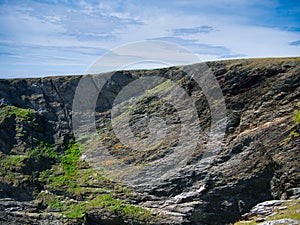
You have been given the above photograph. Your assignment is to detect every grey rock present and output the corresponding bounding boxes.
[261,218,300,225]
[1,58,300,225]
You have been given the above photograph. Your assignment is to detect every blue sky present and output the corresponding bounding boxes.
[0,0,299,78]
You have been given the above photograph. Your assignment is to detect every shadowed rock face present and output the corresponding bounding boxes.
[0,57,299,225]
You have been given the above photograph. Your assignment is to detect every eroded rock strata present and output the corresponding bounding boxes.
[0,57,299,224]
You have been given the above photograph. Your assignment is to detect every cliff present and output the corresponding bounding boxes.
[0,57,299,225]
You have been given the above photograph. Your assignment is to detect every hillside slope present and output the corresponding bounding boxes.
[0,57,299,224]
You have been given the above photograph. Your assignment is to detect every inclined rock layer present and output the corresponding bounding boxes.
[0,58,299,225]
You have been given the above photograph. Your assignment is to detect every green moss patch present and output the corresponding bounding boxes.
[294,103,300,125]
[0,105,35,122]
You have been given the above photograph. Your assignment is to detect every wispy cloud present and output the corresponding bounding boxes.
[0,0,299,78]
[172,26,215,36]
[0,52,16,56]
[289,40,300,46]
[219,54,247,59]
[150,37,230,55]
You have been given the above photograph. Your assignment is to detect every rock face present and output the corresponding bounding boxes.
[0,57,299,224]
[236,198,300,224]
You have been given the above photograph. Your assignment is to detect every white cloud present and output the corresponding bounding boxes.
[0,0,299,77]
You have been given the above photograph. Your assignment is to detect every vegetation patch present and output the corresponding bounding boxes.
[290,102,300,138]
[147,79,172,96]
[38,191,153,220]
[27,141,57,159]
[0,105,35,122]
[0,140,57,186]
[39,142,82,189]
[294,102,300,125]
[234,199,300,225]
[282,102,300,145]
[36,142,155,222]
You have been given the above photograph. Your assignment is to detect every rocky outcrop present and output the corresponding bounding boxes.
[0,57,299,224]
[235,198,300,224]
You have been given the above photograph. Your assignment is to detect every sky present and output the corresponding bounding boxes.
[0,0,299,78]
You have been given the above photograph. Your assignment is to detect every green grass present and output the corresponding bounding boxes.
[38,192,65,209]
[268,200,300,221]
[294,102,300,125]
[0,136,155,222]
[282,103,300,143]
[39,142,82,189]
[5,142,56,165]
[61,142,81,175]
[0,155,27,184]
[289,102,300,138]
[87,194,151,220]
[0,140,58,187]
[38,191,153,220]
[40,142,133,197]
[290,131,300,137]
[2,155,26,170]
[0,105,35,122]
[65,202,86,218]
[63,194,152,220]
[27,142,57,159]
[36,141,155,221]
[147,79,172,96]
[39,141,128,194]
